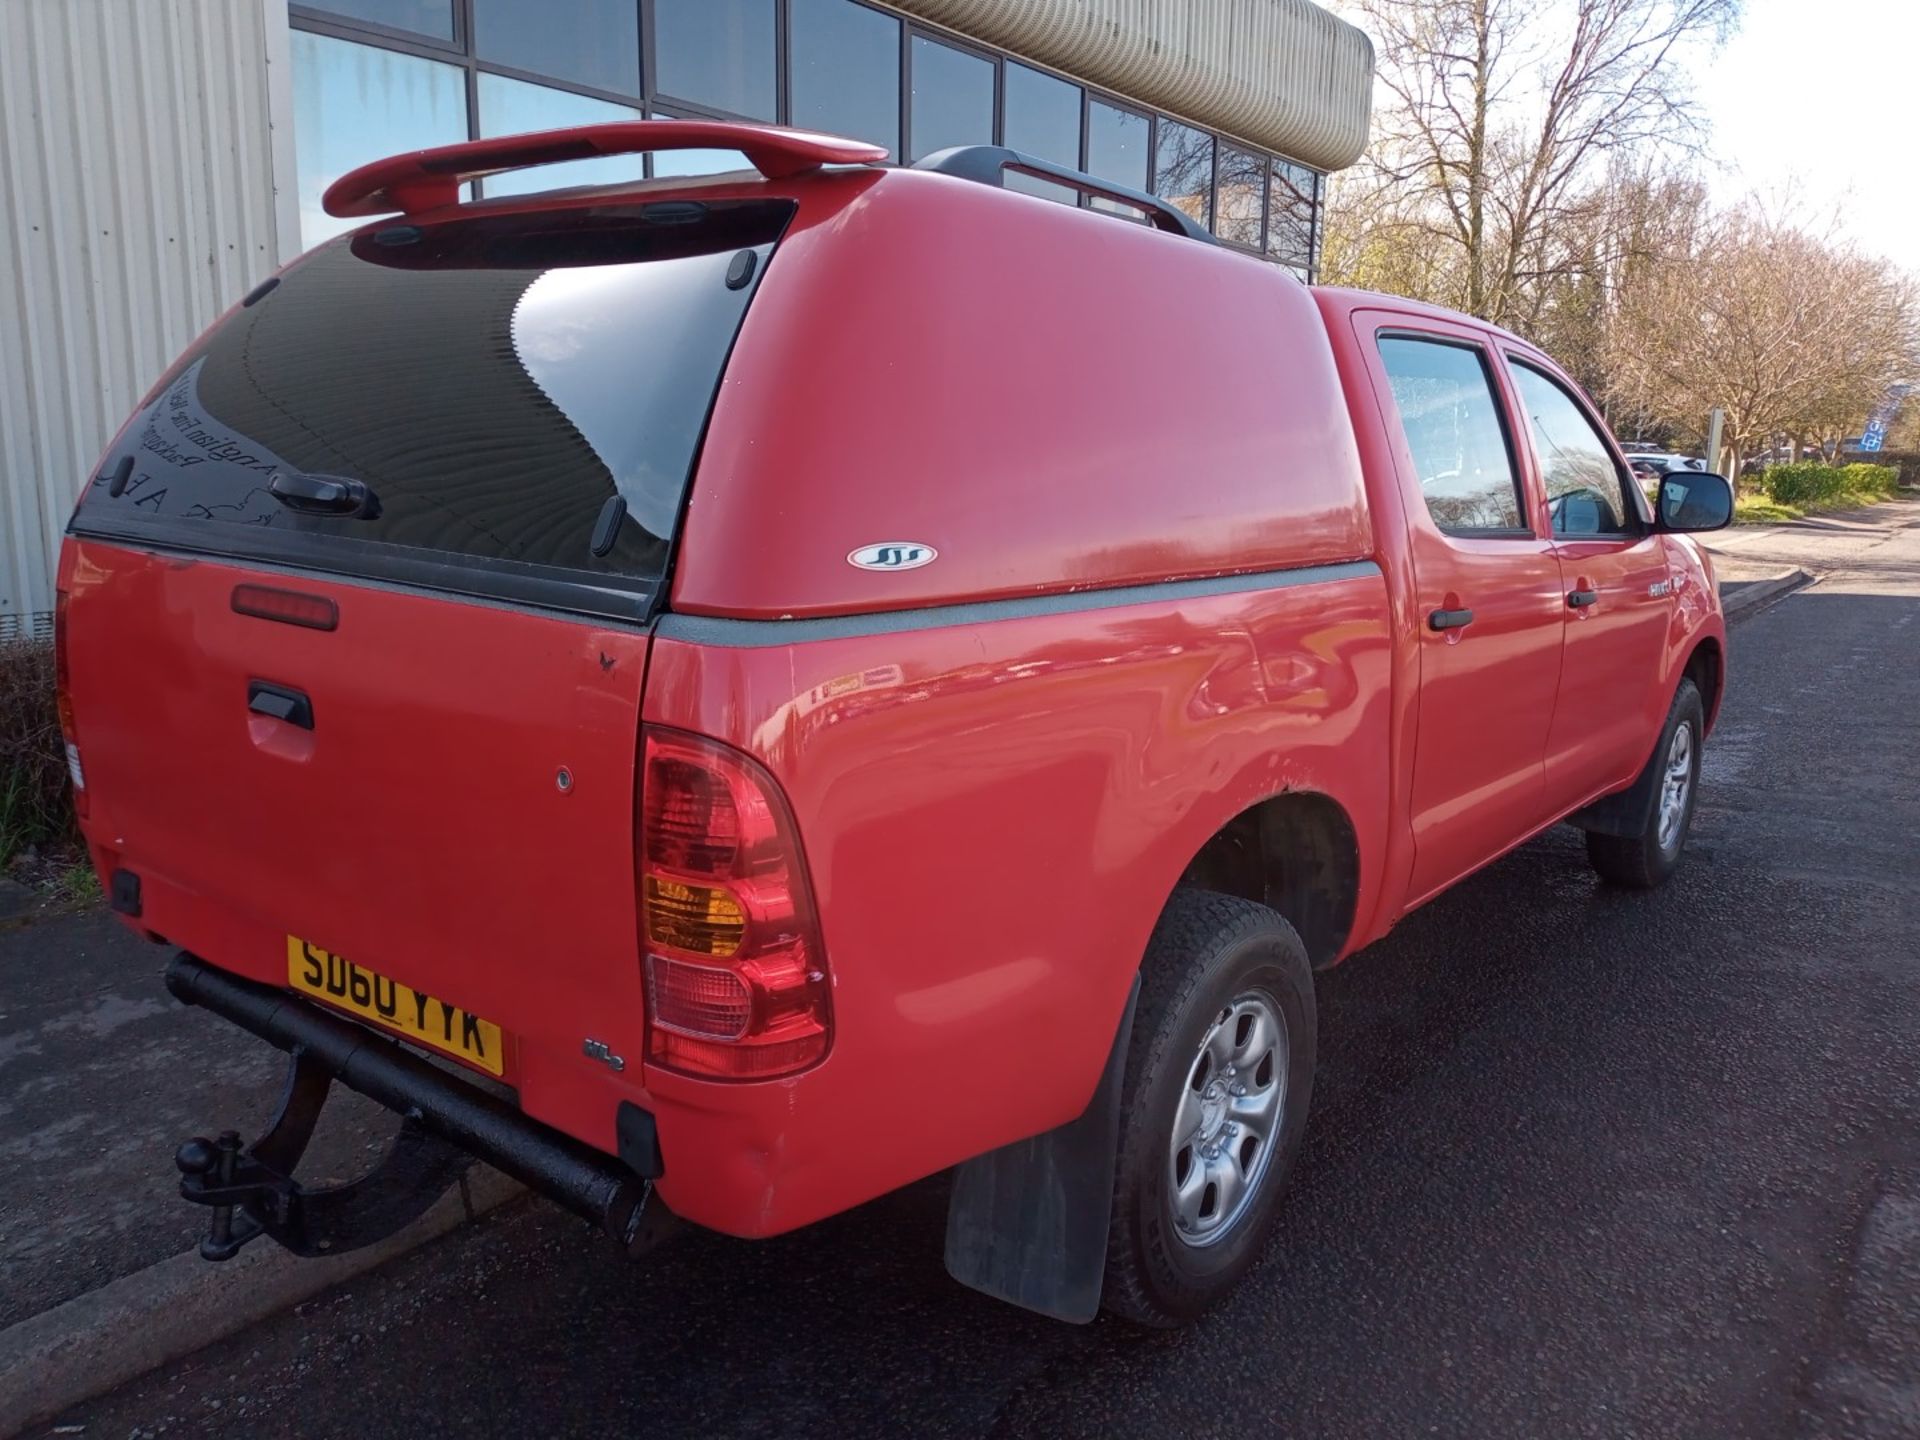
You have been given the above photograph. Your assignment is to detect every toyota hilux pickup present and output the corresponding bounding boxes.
[55,120,1733,1327]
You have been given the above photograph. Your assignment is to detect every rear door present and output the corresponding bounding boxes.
[1502,355,1674,809]
[1359,317,1567,902]
[61,199,790,1081]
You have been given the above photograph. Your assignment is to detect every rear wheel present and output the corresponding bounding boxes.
[1102,889,1315,1327]
[1586,678,1705,889]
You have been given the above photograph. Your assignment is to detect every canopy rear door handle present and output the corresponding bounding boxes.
[268,470,381,519]
[248,681,314,730]
[1567,589,1600,609]
[1428,608,1475,632]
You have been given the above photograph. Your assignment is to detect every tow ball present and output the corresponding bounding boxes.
[176,1047,476,1260]
[166,952,665,1263]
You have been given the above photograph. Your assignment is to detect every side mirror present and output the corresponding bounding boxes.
[1656,471,1733,532]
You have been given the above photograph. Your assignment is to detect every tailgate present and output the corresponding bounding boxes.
[57,194,794,1088]
[62,542,651,1081]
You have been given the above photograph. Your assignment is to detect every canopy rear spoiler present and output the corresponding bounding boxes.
[323,119,889,219]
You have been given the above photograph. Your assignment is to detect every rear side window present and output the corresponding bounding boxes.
[1507,361,1635,536]
[1377,336,1528,536]
[72,199,792,618]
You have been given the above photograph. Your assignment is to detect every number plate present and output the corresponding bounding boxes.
[286,936,505,1076]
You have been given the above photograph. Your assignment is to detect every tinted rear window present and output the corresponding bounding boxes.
[73,200,792,613]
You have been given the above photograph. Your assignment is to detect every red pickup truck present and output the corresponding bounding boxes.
[56,121,1732,1327]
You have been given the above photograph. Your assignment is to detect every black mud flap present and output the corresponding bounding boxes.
[1568,731,1663,838]
[167,952,658,1261]
[943,976,1139,1323]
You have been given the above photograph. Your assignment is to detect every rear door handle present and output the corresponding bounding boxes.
[248,681,314,730]
[1428,608,1475,632]
[1567,589,1600,609]
[268,469,381,519]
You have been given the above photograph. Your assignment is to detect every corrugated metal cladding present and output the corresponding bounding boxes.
[0,0,294,636]
[892,0,1374,170]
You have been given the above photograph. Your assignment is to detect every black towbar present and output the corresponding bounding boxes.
[165,952,653,1260]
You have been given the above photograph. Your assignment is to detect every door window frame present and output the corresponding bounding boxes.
[1375,326,1540,543]
[1500,350,1653,535]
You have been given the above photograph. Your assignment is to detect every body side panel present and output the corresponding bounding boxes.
[638,571,1393,1235]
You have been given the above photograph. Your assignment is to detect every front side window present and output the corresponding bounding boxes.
[1509,362,1634,536]
[1378,337,1528,536]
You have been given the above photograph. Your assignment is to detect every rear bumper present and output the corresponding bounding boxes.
[166,952,653,1245]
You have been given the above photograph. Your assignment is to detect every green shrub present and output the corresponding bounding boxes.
[0,638,74,864]
[1762,462,1851,506]
[1840,462,1898,498]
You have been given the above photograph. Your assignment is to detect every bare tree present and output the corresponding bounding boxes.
[1338,0,1739,327]
[1612,216,1918,473]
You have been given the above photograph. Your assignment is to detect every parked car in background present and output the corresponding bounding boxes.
[1624,450,1706,475]
[54,120,1737,1330]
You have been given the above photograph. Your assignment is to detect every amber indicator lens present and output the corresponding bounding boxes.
[230,584,338,631]
[637,727,832,1080]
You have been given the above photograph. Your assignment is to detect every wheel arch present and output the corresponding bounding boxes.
[1684,634,1724,733]
[1173,789,1363,970]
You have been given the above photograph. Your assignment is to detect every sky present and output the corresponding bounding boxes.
[1698,0,1918,276]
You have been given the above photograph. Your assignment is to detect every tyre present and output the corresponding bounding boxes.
[1586,677,1705,889]
[1102,888,1316,1327]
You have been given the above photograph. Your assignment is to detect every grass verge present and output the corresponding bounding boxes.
[1734,487,1899,526]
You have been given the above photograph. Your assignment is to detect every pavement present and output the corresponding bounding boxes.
[5,498,1919,1439]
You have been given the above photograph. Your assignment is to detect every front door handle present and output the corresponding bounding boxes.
[1567,588,1599,609]
[1428,607,1475,632]
[248,681,314,730]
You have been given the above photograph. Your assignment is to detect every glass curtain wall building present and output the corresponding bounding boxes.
[289,0,1328,274]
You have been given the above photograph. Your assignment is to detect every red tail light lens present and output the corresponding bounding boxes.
[638,728,830,1080]
[53,592,87,818]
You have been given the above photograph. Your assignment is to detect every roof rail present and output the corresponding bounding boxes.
[911,146,1216,245]
[323,120,889,219]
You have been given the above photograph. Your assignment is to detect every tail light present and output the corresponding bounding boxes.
[638,728,831,1080]
[53,592,87,819]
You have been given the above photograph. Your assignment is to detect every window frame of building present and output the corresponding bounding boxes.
[1212,141,1268,253]
[789,0,903,161]
[288,0,1330,276]
[903,27,1000,164]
